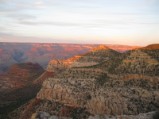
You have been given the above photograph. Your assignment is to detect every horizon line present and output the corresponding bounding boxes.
[0,41,153,47]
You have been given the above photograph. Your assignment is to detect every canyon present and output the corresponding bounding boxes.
[0,43,139,73]
[0,43,158,119]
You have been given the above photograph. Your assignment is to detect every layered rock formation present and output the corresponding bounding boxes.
[37,70,159,116]
[34,45,159,118]
[115,49,159,75]
[70,45,120,68]
[47,45,121,71]
[6,44,159,119]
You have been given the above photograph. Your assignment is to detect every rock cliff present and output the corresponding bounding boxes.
[7,44,159,119]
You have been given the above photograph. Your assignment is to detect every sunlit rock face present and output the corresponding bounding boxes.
[46,45,121,70]
[46,56,82,72]
[46,60,68,72]
[71,45,120,68]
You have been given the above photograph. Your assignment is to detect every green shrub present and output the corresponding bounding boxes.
[95,73,108,86]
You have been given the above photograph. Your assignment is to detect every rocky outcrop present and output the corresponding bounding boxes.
[141,44,159,62]
[30,111,155,119]
[47,60,68,72]
[88,111,155,119]
[35,45,159,117]
[86,92,127,115]
[142,44,159,50]
[37,77,96,107]
[72,45,120,68]
[115,50,159,75]
[37,67,159,116]
[37,78,79,107]
[46,45,122,73]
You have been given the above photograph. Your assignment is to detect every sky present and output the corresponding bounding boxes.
[0,0,159,46]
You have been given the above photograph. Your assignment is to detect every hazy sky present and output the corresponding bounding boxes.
[0,0,159,45]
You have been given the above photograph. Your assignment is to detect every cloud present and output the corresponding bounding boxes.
[0,32,13,36]
[18,20,82,26]
[16,18,159,29]
[34,0,46,8]
[6,14,37,21]
[0,0,158,46]
[0,0,45,14]
[0,26,7,31]
[0,33,66,44]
